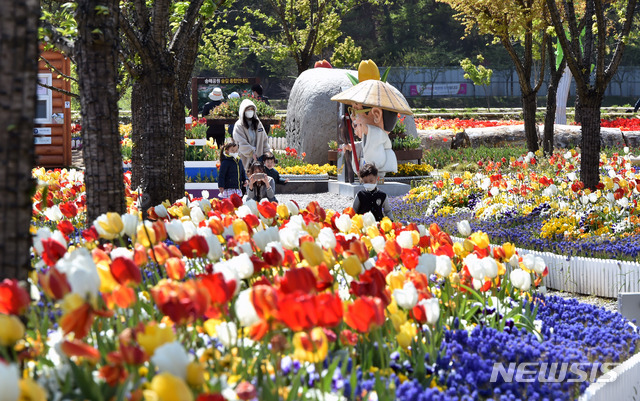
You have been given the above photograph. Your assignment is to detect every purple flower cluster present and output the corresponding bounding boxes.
[392,296,639,400]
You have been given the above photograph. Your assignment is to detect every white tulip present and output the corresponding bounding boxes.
[482,257,498,279]
[216,321,238,348]
[241,197,258,214]
[236,205,253,219]
[362,212,377,229]
[588,192,598,203]
[93,213,119,240]
[190,207,206,225]
[182,220,197,241]
[213,261,239,289]
[490,187,499,197]
[533,256,546,274]
[618,197,629,208]
[265,241,284,259]
[567,172,577,181]
[230,253,254,279]
[43,204,64,221]
[522,254,535,272]
[279,227,300,250]
[201,190,210,199]
[510,269,532,291]
[335,214,352,233]
[253,226,279,251]
[370,236,386,254]
[318,227,337,249]
[33,227,52,254]
[56,248,100,299]
[235,289,260,327]
[121,213,138,237]
[416,253,436,277]
[421,298,440,325]
[285,200,299,215]
[472,278,483,290]
[165,220,186,242]
[509,254,519,268]
[396,231,414,249]
[435,255,452,277]
[111,247,133,260]
[0,362,20,401]
[457,220,471,237]
[151,341,189,379]
[464,254,485,281]
[154,204,168,218]
[393,282,419,309]
[198,229,222,261]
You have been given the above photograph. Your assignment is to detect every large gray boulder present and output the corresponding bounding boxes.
[286,68,417,164]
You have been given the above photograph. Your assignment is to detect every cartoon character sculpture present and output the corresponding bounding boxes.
[331,60,413,180]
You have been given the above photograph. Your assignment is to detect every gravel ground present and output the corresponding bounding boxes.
[279,192,620,313]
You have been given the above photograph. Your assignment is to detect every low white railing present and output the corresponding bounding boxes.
[269,137,287,150]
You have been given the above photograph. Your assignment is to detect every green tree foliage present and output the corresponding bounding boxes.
[460,55,493,109]
[199,0,363,76]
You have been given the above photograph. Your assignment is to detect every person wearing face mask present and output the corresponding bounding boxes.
[217,141,248,199]
[352,163,393,221]
[232,98,271,174]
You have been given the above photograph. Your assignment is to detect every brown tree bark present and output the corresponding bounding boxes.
[521,91,539,152]
[578,93,604,189]
[76,0,125,224]
[0,0,39,280]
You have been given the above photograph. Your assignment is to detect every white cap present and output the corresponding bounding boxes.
[228,91,240,99]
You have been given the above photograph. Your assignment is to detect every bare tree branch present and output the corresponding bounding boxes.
[38,81,79,98]
[40,55,77,82]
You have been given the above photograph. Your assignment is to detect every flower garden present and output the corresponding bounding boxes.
[4,116,640,400]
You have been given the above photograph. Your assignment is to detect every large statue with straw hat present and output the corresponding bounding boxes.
[331,60,413,178]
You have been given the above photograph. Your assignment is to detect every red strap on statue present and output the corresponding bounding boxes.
[345,112,359,174]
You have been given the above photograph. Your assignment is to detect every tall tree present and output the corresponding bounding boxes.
[0,0,39,279]
[546,0,637,188]
[123,0,230,207]
[438,0,548,152]
[200,0,361,76]
[42,0,125,224]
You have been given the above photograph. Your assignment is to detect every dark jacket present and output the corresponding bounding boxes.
[265,166,287,185]
[218,156,246,190]
[353,188,393,221]
[202,100,225,138]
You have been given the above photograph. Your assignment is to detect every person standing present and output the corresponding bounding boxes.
[232,99,271,173]
[201,87,226,148]
[251,83,271,135]
[217,141,247,199]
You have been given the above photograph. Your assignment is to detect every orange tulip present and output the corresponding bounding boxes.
[165,257,186,280]
[344,296,385,333]
[38,267,71,300]
[251,284,279,321]
[111,257,142,286]
[61,339,100,363]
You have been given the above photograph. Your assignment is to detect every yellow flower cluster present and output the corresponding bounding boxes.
[539,216,579,239]
[277,164,337,175]
[119,123,132,139]
[388,163,434,177]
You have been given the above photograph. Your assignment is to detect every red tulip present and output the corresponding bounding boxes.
[179,235,209,258]
[41,237,67,267]
[199,272,236,305]
[257,202,277,219]
[111,257,142,285]
[315,292,343,328]
[57,220,75,237]
[0,279,30,315]
[277,292,318,331]
[61,339,100,363]
[280,267,316,295]
[38,267,71,300]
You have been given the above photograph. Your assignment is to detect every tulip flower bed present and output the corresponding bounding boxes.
[396,148,640,261]
[414,117,640,132]
[0,167,631,400]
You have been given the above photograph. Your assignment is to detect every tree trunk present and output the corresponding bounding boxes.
[131,68,185,207]
[0,0,39,280]
[578,92,604,189]
[521,91,539,153]
[76,0,124,224]
[544,62,566,155]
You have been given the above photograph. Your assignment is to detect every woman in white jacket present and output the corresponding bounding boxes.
[232,99,271,173]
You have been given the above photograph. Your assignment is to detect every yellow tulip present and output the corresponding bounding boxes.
[397,322,417,349]
[203,318,221,337]
[300,241,325,267]
[96,262,118,293]
[305,221,322,238]
[19,377,47,401]
[146,372,193,401]
[277,203,289,219]
[462,239,475,252]
[386,271,406,291]
[61,293,85,314]
[0,314,25,346]
[452,242,466,257]
[137,222,156,248]
[469,231,490,249]
[380,217,393,233]
[358,59,381,81]
[186,362,205,387]
[292,328,328,363]
[351,215,364,230]
[232,219,248,235]
[410,231,420,246]
[502,242,515,260]
[342,255,363,277]
[137,323,176,356]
